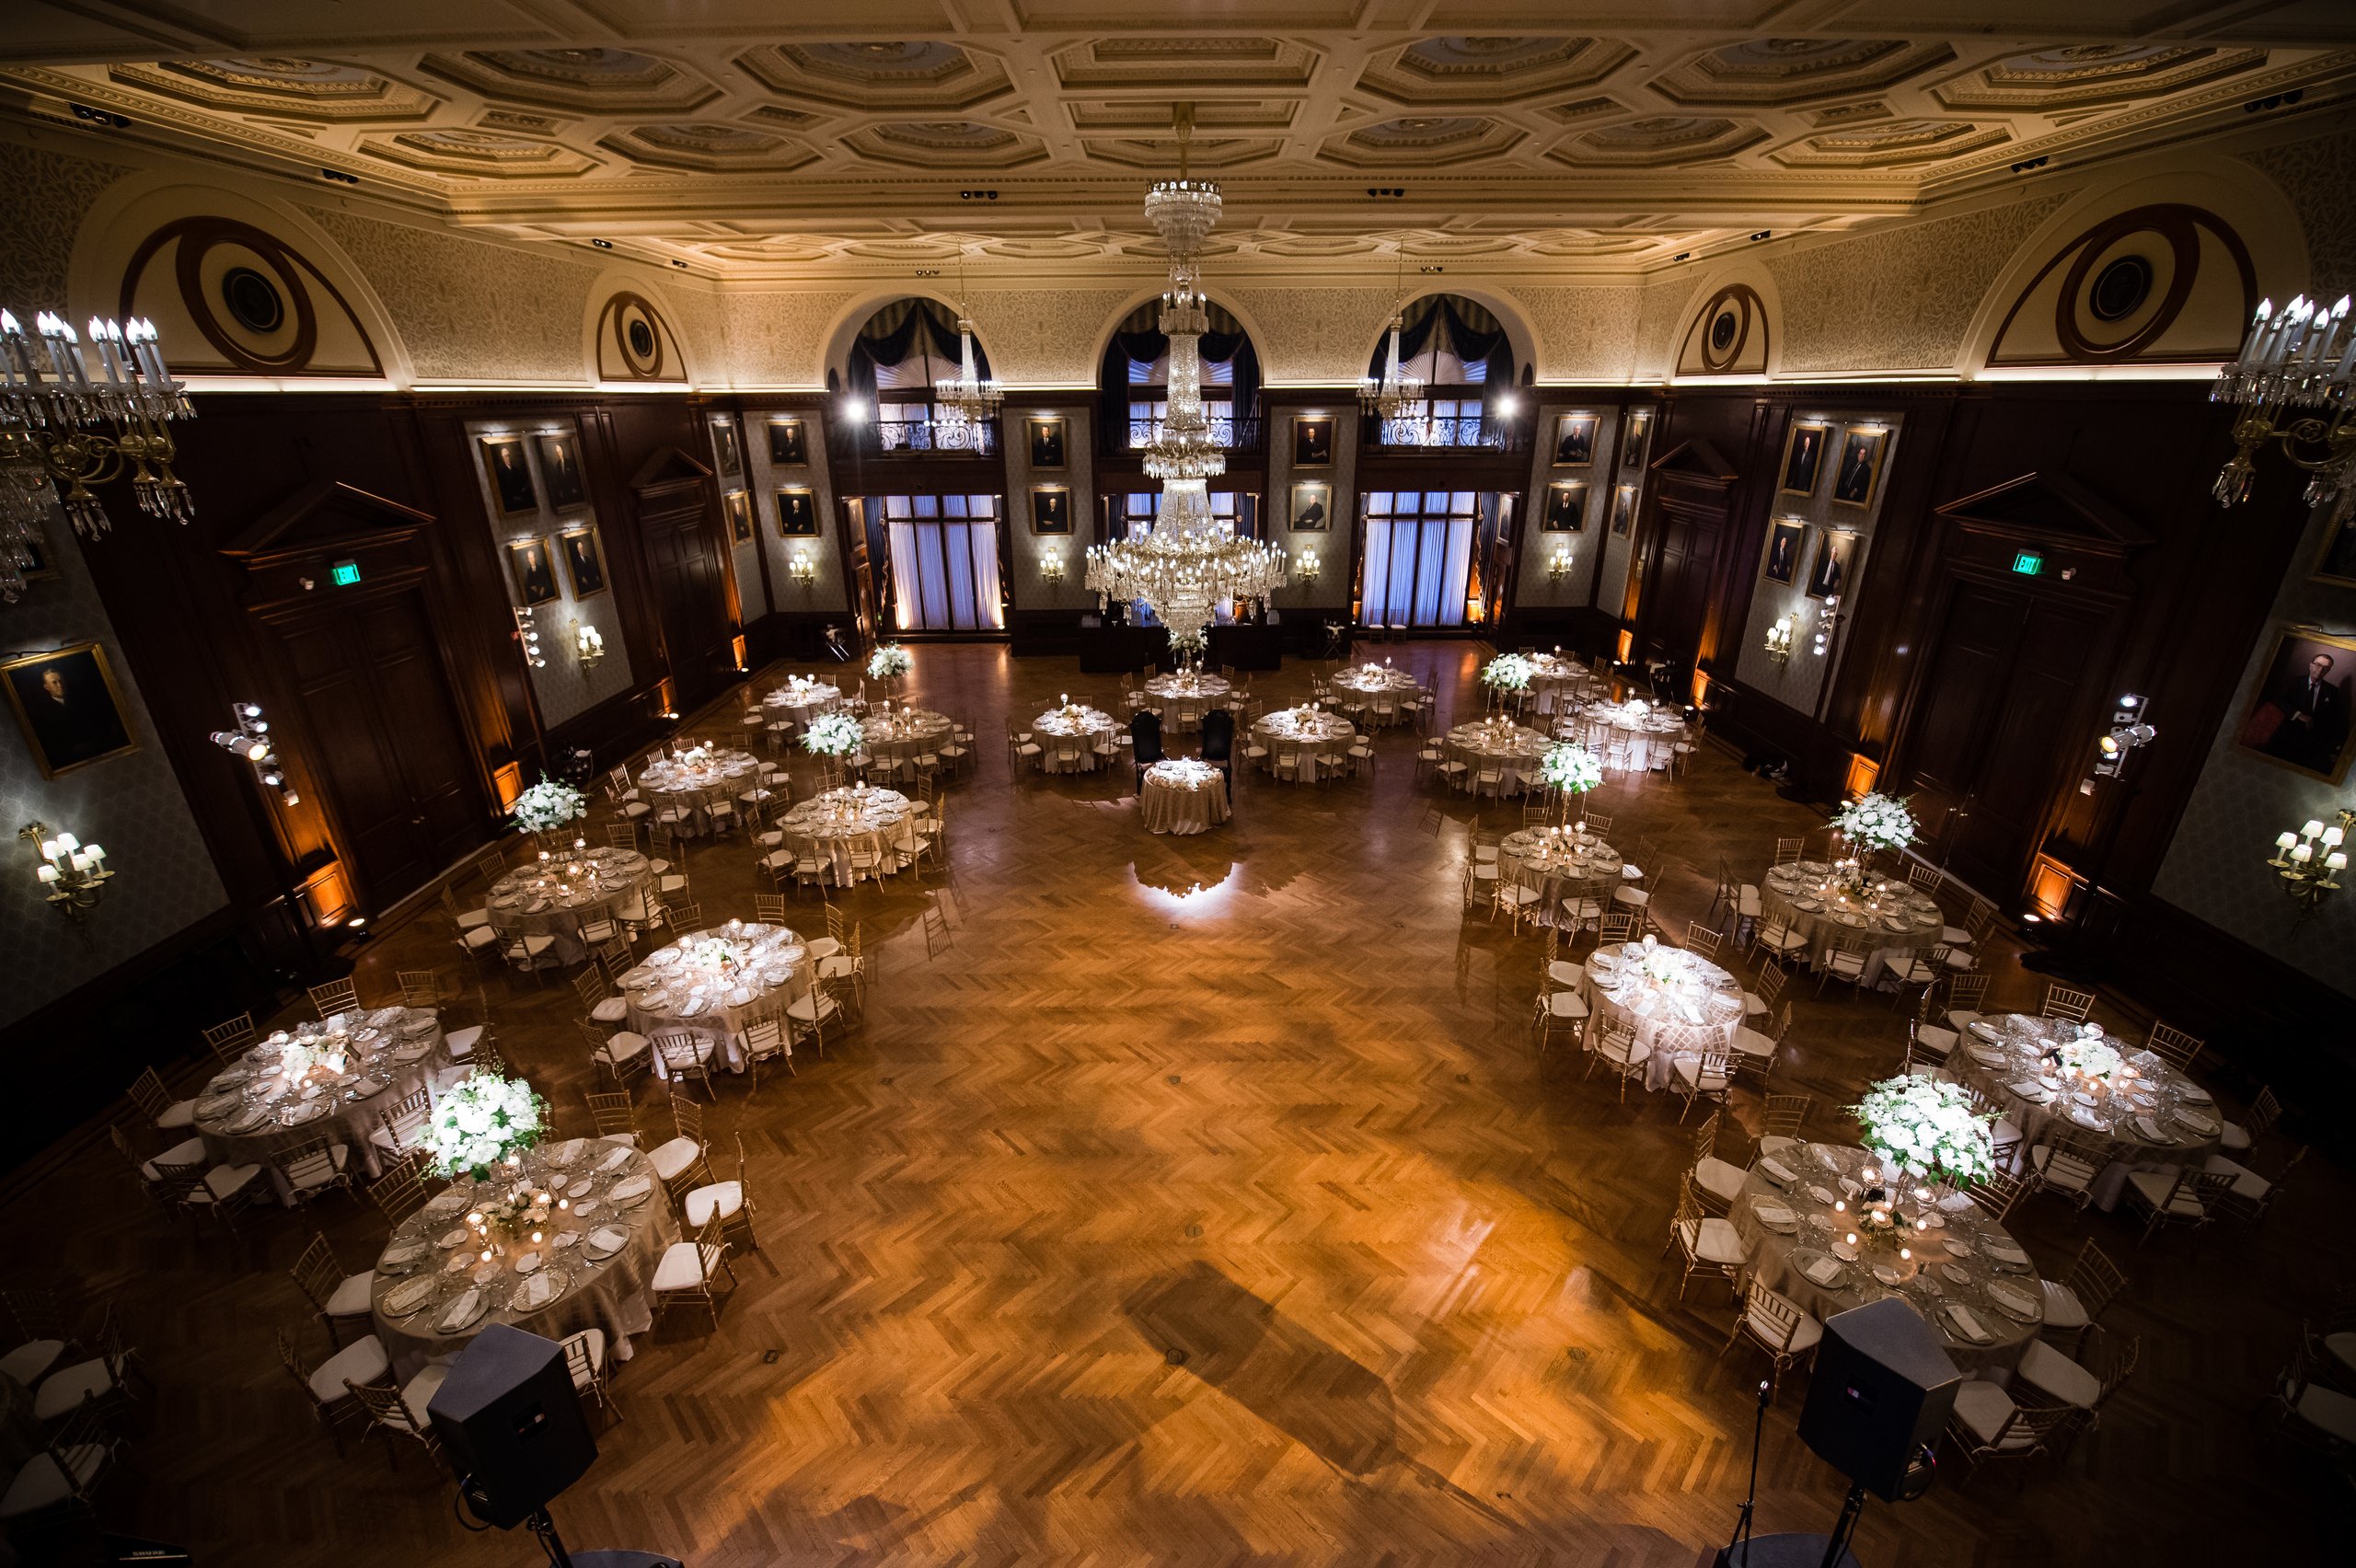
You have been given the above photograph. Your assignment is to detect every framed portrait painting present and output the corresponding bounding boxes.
[506,535,560,606]
[1291,415,1335,467]
[1610,484,1635,537]
[766,419,808,467]
[710,418,743,478]
[1621,409,1651,471]
[1552,412,1598,467]
[1027,417,1067,470]
[775,489,818,536]
[723,490,754,544]
[2313,512,2356,588]
[535,431,587,511]
[1289,481,1332,531]
[480,436,537,517]
[1805,527,1856,601]
[2235,628,2356,783]
[1542,480,1588,533]
[1831,425,1890,509]
[1762,519,1806,585]
[1031,487,1072,535]
[559,525,607,600]
[1778,420,1830,499]
[2,641,136,778]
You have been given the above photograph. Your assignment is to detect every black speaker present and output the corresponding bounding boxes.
[426,1323,597,1528]
[1797,1297,1959,1502]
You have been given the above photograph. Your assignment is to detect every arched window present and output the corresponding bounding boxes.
[1097,297,1261,454]
[845,297,996,454]
[1365,293,1518,448]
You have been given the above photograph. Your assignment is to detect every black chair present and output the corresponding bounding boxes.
[1130,710,1164,788]
[1199,709,1235,790]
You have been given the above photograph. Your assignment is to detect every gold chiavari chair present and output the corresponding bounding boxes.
[275,1136,355,1207]
[754,893,791,925]
[1756,1093,1812,1159]
[1674,1043,1735,1123]
[1584,1019,1650,1101]
[2041,983,2096,1023]
[1684,921,1724,961]
[1664,1184,1748,1302]
[1721,1277,1823,1399]
[560,1328,619,1423]
[125,1066,194,1133]
[743,1017,793,1098]
[578,1018,651,1091]
[277,1328,384,1457]
[202,1012,257,1066]
[342,1375,445,1472]
[583,1090,639,1145]
[395,970,441,1010]
[367,1154,429,1225]
[652,1216,736,1331]
[1942,1388,2075,1480]
[307,977,360,1019]
[2037,1239,2126,1354]
[2147,1020,2205,1072]
[683,1131,761,1253]
[291,1232,375,1349]
[651,1029,716,1101]
[1686,1111,1747,1216]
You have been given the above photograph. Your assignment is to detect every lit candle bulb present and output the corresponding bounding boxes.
[1899,1247,1911,1262]
[1845,1232,1858,1247]
[479,1248,492,1262]
[530,1230,543,1243]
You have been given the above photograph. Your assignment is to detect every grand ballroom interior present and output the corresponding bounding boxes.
[3,4,2356,1565]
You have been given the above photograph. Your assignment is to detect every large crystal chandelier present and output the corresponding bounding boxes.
[2212,292,2356,513]
[1086,107,1283,654]
[1357,250,1426,421]
[931,255,1002,429]
[0,309,193,601]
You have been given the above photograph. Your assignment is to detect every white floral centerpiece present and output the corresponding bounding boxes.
[1832,790,1917,855]
[803,711,865,757]
[511,776,585,834]
[2050,1022,2128,1084]
[1631,932,1683,986]
[1481,652,1533,693]
[1541,741,1603,797]
[867,642,912,681]
[1852,1076,1994,1187]
[426,1073,549,1181]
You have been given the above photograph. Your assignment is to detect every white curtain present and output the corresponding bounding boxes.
[884,500,1002,632]
[1358,490,1478,628]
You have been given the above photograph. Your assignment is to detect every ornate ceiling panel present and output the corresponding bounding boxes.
[2,7,2352,281]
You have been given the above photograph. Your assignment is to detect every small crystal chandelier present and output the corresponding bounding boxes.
[1358,250,1426,421]
[932,255,1002,428]
[2212,293,2356,513]
[0,310,194,601]
[1086,106,1284,656]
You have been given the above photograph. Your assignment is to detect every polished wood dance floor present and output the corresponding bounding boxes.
[6,641,2341,1565]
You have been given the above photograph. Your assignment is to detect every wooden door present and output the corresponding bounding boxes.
[1640,493,1726,664]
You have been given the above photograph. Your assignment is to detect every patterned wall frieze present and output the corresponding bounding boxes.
[0,137,130,308]
[2241,124,2356,306]
[1504,285,1642,383]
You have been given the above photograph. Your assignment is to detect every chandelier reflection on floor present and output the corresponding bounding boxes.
[1086,107,1283,656]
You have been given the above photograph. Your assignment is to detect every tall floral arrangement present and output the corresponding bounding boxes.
[1541,741,1602,796]
[426,1073,548,1179]
[1481,652,1533,693]
[803,711,865,757]
[511,776,585,834]
[1851,1076,1994,1185]
[1831,790,1917,855]
[867,643,912,681]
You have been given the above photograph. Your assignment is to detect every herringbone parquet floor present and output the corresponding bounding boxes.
[6,641,2344,1567]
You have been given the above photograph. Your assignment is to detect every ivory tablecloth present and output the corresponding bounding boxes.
[639,750,760,837]
[1729,1143,2042,1378]
[1525,653,1595,715]
[1496,828,1623,926]
[859,709,954,778]
[1946,1013,2223,1211]
[780,785,912,882]
[1034,708,1122,772]
[1760,861,1946,985]
[1141,761,1230,836]
[623,922,809,1077]
[1145,674,1230,733]
[1253,710,1356,783]
[486,847,651,964]
[1329,666,1420,726]
[764,679,841,726]
[369,1137,679,1381]
[1445,721,1552,794]
[1587,942,1745,1090]
[193,1009,447,1201]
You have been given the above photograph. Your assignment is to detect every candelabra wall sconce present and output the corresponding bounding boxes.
[2090,694,2156,780]
[2269,808,2350,913]
[20,821,109,917]
[1546,545,1575,583]
[1812,594,1842,656]
[211,701,298,806]
[787,550,816,587]
[2212,293,2356,509]
[1296,548,1321,584]
[1763,615,1796,664]
[514,605,545,668]
[1038,548,1066,584]
[572,620,606,671]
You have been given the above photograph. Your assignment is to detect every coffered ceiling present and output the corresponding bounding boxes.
[5,2,2356,281]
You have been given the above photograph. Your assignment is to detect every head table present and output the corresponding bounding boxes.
[1730,1142,2044,1376]
[1140,758,1230,836]
[1034,704,1123,772]
[1947,1014,2223,1211]
[1445,719,1553,795]
[486,846,651,965]
[369,1136,679,1382]
[1760,859,1946,986]
[637,747,760,836]
[1588,939,1745,1091]
[763,676,842,726]
[193,1008,449,1203]
[621,921,809,1078]
[1497,825,1624,928]
[1252,708,1357,783]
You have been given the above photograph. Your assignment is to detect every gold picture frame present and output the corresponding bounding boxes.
[1778,420,1830,499]
[505,535,560,606]
[1831,424,1890,510]
[2,640,138,778]
[558,525,608,600]
[2235,626,2356,785]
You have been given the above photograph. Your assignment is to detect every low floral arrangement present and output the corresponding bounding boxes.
[2051,1023,2126,1083]
[1481,652,1533,692]
[687,937,745,973]
[1541,741,1603,796]
[1852,1075,1994,1185]
[1832,790,1917,855]
[868,643,912,681]
[803,711,866,756]
[511,776,586,834]
[676,744,714,766]
[1631,932,1685,986]
[426,1073,549,1180]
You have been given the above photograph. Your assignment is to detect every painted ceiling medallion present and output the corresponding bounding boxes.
[1553,116,1767,167]
[1653,38,1954,105]
[106,58,437,120]
[736,40,1009,110]
[1934,43,2268,110]
[421,49,717,113]
[1360,35,1631,104]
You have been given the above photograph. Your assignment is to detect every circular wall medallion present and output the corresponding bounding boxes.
[1688,283,1767,374]
[219,265,285,333]
[2087,253,2154,323]
[627,318,655,358]
[1709,307,1739,352]
[597,291,675,380]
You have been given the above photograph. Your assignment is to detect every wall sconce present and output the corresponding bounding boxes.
[788,550,816,587]
[1812,594,1841,656]
[1039,548,1066,584]
[20,821,110,917]
[211,701,298,806]
[1296,548,1321,584]
[1764,615,1796,664]
[2091,694,2155,779]
[573,620,606,671]
[1546,545,1575,583]
[514,605,546,668]
[2269,809,2350,912]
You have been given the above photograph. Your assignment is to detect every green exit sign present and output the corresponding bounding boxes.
[329,559,362,586]
[2009,550,2043,576]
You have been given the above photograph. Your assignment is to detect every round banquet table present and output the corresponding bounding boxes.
[637,748,760,837]
[1729,1142,2045,1377]
[1444,720,1552,795]
[192,1009,448,1203]
[622,921,811,1078]
[1144,673,1230,734]
[1581,700,1687,772]
[763,678,842,725]
[1524,652,1595,714]
[368,1136,680,1381]
[1760,860,1946,986]
[485,847,651,965]
[858,708,954,780]
[1034,707,1122,772]
[1329,664,1421,725]
[779,785,914,882]
[1587,940,1745,1090]
[1946,1014,2224,1211]
[1253,709,1357,783]
[1140,759,1230,836]
[1497,826,1623,928]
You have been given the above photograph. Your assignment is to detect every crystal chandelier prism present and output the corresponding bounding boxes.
[1086,107,1284,654]
[1357,251,1426,421]
[932,256,1003,427]
[2212,292,2356,512]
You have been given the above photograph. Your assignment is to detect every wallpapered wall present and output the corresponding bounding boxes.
[1265,402,1359,617]
[1513,401,1626,612]
[1001,403,1098,616]
[0,502,226,1028]
[741,407,849,618]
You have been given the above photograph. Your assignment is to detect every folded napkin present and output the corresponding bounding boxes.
[438,1289,483,1333]
[1969,1046,2007,1066]
[599,1146,633,1172]
[1981,1241,2028,1266]
[1941,1263,1972,1286]
[2071,1107,2105,1129]
[608,1175,651,1204]
[1803,1255,1844,1286]
[512,1272,556,1312]
[1758,1159,1796,1186]
[2008,1078,2051,1101]
[1985,1280,2041,1319]
[381,1241,427,1270]
[2177,1085,2212,1104]
[2133,1114,2168,1141]
[1754,1204,1796,1228]
[1944,1303,1992,1343]
[384,1276,438,1317]
[586,1226,629,1255]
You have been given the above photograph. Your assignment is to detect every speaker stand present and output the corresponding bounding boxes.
[524,1507,680,1568]
[1715,1379,1773,1568]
